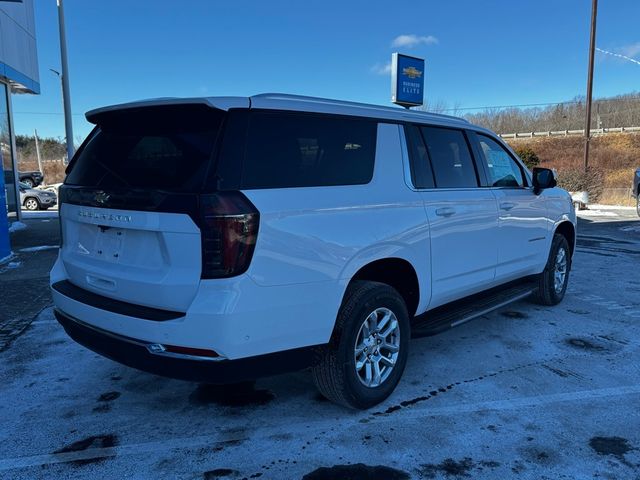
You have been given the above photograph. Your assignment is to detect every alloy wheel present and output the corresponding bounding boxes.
[354,307,401,388]
[554,247,568,294]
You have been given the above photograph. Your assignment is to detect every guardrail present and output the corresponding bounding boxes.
[500,126,640,139]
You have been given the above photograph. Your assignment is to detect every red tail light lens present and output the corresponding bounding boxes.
[199,192,259,279]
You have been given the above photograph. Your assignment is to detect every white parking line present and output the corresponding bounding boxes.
[2,383,640,471]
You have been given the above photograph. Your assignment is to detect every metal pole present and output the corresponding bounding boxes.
[34,129,43,174]
[583,0,598,172]
[57,0,75,161]
[5,84,21,222]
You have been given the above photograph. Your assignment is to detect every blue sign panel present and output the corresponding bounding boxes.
[391,53,425,107]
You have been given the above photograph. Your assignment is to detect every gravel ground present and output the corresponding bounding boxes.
[0,213,639,480]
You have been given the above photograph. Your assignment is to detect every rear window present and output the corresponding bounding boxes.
[240,112,377,189]
[66,105,224,192]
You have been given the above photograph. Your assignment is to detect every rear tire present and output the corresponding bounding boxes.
[532,233,571,306]
[312,281,410,409]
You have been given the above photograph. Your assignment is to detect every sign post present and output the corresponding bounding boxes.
[391,52,425,108]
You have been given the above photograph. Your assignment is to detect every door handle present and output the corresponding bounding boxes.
[499,202,516,211]
[435,207,456,217]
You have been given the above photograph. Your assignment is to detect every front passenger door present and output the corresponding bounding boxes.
[471,133,550,280]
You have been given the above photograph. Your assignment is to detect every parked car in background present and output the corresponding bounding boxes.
[52,94,576,409]
[634,167,640,217]
[41,183,63,197]
[18,170,44,188]
[19,181,57,210]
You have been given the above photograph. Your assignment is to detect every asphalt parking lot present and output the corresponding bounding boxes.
[1,210,639,480]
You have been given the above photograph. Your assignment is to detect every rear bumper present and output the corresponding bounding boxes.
[50,253,340,360]
[55,309,319,383]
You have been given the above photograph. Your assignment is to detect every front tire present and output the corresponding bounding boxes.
[24,197,40,211]
[532,233,571,305]
[312,281,410,409]
[22,178,34,188]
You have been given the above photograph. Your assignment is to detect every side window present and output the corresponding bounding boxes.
[404,125,434,189]
[420,126,478,188]
[242,112,377,189]
[477,134,525,188]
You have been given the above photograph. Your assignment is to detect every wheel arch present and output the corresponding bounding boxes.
[23,195,40,206]
[554,221,576,256]
[346,257,420,318]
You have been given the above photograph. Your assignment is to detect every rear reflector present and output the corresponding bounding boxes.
[147,343,220,359]
[198,192,259,279]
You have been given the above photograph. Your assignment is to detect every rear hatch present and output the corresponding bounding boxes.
[60,103,225,312]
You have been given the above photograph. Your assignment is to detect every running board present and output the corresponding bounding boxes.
[412,280,537,338]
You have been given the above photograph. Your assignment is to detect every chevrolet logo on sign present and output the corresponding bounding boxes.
[402,66,423,79]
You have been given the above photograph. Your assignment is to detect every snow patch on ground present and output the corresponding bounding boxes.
[18,245,59,253]
[0,259,22,273]
[588,204,637,211]
[20,210,59,219]
[8,221,27,233]
[577,209,618,217]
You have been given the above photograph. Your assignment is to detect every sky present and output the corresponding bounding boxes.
[11,0,640,141]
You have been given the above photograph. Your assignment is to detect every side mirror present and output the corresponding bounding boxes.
[532,167,557,195]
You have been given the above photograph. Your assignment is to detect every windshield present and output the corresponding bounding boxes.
[66,104,225,192]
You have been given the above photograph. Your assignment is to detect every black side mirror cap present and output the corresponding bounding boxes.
[532,167,557,194]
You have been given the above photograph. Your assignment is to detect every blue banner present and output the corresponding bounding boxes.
[391,53,425,107]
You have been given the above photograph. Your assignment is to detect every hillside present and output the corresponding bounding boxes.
[506,133,640,205]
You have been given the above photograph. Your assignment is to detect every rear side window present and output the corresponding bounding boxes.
[420,126,478,188]
[476,134,525,187]
[241,112,376,189]
[66,105,224,192]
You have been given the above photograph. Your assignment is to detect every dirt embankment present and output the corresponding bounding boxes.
[506,133,640,204]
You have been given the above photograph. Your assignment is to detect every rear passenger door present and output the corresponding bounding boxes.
[405,125,498,307]
[469,133,550,280]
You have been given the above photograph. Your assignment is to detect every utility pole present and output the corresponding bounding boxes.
[583,0,598,172]
[34,129,43,174]
[57,0,75,162]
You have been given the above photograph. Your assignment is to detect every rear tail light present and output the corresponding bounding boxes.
[198,192,259,279]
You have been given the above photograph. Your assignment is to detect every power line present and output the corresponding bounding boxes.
[596,47,640,66]
[444,100,585,112]
[15,96,640,116]
[13,111,85,117]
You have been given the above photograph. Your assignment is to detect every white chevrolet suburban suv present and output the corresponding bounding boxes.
[51,94,576,409]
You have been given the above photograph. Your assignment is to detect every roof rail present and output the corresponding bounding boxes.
[251,93,469,123]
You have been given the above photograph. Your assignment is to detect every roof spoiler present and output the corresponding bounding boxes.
[85,97,249,124]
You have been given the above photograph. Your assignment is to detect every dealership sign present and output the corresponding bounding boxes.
[391,53,425,108]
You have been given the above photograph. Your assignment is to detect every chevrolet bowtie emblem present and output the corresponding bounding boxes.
[403,66,422,79]
[94,191,110,205]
